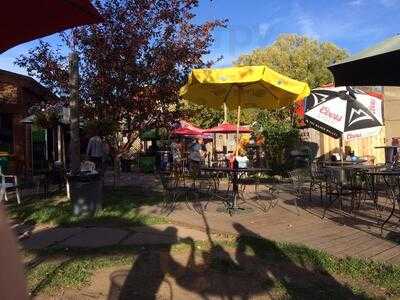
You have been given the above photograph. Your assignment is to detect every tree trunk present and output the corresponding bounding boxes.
[69,52,80,175]
[112,154,122,188]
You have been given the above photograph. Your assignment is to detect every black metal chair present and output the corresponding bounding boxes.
[323,167,353,218]
[309,161,327,205]
[158,171,198,214]
[288,168,312,214]
[236,171,279,212]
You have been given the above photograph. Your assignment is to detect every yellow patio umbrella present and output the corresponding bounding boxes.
[180,66,310,156]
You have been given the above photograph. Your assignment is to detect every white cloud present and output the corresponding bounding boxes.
[296,12,320,39]
[348,0,364,6]
[258,23,271,37]
[290,1,387,44]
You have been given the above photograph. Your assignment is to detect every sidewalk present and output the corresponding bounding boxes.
[21,223,211,251]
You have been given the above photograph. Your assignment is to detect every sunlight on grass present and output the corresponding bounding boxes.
[8,187,167,227]
[27,255,133,296]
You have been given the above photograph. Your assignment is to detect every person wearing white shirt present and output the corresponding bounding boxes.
[86,135,104,170]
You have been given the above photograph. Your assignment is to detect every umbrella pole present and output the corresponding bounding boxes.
[340,137,344,162]
[213,133,216,162]
[236,91,241,157]
[223,102,228,123]
[236,106,241,156]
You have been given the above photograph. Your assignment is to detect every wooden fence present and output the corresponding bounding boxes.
[302,127,386,164]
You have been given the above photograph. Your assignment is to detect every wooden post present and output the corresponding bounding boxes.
[69,52,80,175]
[223,102,228,123]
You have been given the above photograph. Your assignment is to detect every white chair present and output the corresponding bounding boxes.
[0,166,21,204]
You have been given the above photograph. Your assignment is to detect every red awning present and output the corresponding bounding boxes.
[204,123,252,134]
[0,0,103,53]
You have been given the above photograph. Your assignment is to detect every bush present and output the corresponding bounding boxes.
[253,108,300,174]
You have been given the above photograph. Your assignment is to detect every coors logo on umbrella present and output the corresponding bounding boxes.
[304,86,383,140]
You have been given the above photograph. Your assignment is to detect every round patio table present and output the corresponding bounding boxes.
[200,166,271,214]
[324,162,373,184]
[324,159,366,166]
[368,169,400,234]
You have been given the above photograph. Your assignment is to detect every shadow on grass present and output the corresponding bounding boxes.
[22,222,386,299]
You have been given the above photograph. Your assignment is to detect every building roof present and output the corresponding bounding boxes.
[330,35,400,67]
[0,69,58,102]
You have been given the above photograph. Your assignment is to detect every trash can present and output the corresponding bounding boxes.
[0,156,9,172]
[67,172,103,216]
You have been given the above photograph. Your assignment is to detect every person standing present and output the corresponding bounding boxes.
[205,140,213,166]
[86,133,104,171]
[171,138,182,171]
[189,138,204,173]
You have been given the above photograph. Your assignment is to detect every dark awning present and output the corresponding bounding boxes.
[328,35,400,86]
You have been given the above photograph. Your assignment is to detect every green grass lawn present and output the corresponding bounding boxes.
[8,186,167,227]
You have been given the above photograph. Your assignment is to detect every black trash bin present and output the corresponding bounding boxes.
[67,172,103,216]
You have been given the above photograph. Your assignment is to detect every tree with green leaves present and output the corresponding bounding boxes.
[234,34,348,88]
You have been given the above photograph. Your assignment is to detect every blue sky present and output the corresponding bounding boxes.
[1,0,399,74]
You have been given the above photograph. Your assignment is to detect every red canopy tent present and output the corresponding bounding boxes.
[204,123,252,134]
[0,0,103,53]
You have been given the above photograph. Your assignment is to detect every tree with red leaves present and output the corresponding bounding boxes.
[16,0,226,159]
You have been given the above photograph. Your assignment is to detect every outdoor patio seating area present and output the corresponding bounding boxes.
[3,1,400,299]
[142,160,400,258]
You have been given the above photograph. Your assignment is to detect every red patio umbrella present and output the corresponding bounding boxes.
[172,127,203,137]
[204,123,252,134]
[0,0,103,53]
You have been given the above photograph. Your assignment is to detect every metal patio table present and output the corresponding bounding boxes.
[368,169,400,234]
[201,166,271,214]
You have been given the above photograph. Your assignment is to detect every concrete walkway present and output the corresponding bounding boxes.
[21,223,211,251]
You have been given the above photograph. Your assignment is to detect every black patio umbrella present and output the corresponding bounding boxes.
[328,35,400,86]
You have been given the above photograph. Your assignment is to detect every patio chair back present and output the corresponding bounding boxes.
[159,172,176,192]
[288,168,308,192]
[325,167,342,185]
[310,161,326,179]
